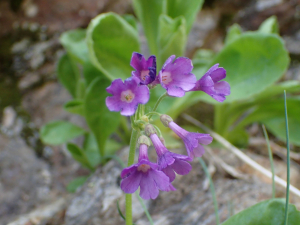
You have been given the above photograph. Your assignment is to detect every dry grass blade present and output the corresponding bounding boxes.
[182,113,300,198]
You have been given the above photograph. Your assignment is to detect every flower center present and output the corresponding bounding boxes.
[137,164,150,173]
[161,71,172,85]
[141,70,149,81]
[121,90,135,103]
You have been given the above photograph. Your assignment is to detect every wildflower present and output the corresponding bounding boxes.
[160,115,213,159]
[120,135,170,200]
[190,64,230,102]
[106,77,149,116]
[145,124,192,182]
[130,52,156,85]
[159,55,197,97]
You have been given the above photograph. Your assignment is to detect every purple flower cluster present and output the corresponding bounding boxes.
[105,52,230,200]
[106,52,230,116]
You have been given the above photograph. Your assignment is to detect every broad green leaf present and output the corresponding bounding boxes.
[83,60,105,86]
[132,0,165,55]
[166,0,204,33]
[76,79,86,99]
[122,14,138,30]
[83,133,101,167]
[225,24,242,45]
[40,121,86,145]
[252,80,300,102]
[66,143,93,170]
[205,32,290,103]
[167,32,290,118]
[192,49,216,79]
[157,15,187,69]
[86,12,140,81]
[221,199,300,225]
[237,97,300,146]
[64,99,85,116]
[57,54,79,98]
[84,78,121,157]
[258,16,279,34]
[60,29,88,64]
[67,176,89,193]
[105,139,122,155]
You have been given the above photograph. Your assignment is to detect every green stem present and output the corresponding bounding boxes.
[214,104,227,134]
[152,92,167,113]
[262,125,275,199]
[198,158,220,225]
[145,111,162,118]
[136,193,154,225]
[126,116,140,225]
[284,90,290,225]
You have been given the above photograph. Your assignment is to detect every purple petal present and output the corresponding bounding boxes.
[158,152,175,170]
[120,104,138,116]
[215,81,230,96]
[164,57,193,76]
[166,86,186,97]
[121,170,142,194]
[130,52,143,71]
[149,169,170,191]
[106,79,124,95]
[134,85,150,104]
[210,68,226,82]
[162,55,176,69]
[171,159,192,175]
[105,96,122,112]
[191,144,205,158]
[165,183,176,191]
[162,166,176,182]
[139,174,159,200]
[121,164,137,178]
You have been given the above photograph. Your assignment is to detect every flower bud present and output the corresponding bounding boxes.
[160,114,173,127]
[145,124,156,136]
[138,135,151,147]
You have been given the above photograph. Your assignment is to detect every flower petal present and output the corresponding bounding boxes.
[130,52,143,71]
[139,174,159,200]
[162,166,176,182]
[149,169,170,191]
[171,159,192,175]
[121,170,142,194]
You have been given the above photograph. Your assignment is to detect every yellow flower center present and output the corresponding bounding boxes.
[121,90,135,103]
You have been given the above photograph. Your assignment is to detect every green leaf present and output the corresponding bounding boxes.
[66,143,93,170]
[207,32,290,103]
[258,16,279,34]
[64,99,85,116]
[84,77,121,157]
[60,29,89,64]
[57,54,79,98]
[83,60,106,86]
[40,121,86,145]
[83,133,101,167]
[132,0,165,55]
[105,139,122,155]
[166,32,290,118]
[86,12,140,81]
[67,176,89,193]
[225,24,242,45]
[192,49,216,79]
[221,199,300,225]
[122,14,138,30]
[157,15,187,69]
[237,97,300,146]
[166,0,204,33]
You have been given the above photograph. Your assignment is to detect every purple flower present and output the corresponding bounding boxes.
[167,120,213,159]
[147,130,192,182]
[120,142,171,200]
[130,52,156,85]
[106,77,149,116]
[190,64,230,102]
[158,55,197,97]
